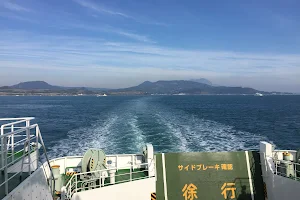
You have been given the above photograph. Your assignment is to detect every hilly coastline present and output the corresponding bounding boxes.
[110,80,260,95]
[0,80,291,96]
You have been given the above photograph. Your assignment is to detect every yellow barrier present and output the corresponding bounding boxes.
[66,171,78,176]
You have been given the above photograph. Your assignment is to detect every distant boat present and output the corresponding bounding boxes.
[97,94,107,97]
[255,93,263,97]
[174,93,186,95]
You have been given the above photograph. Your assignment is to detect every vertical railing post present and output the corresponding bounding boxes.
[68,183,70,198]
[100,173,102,188]
[1,126,4,170]
[11,124,14,163]
[116,155,118,171]
[35,126,39,169]
[131,155,134,170]
[275,159,277,175]
[130,165,132,181]
[4,136,8,195]
[26,120,31,175]
[75,175,77,193]
[295,163,297,181]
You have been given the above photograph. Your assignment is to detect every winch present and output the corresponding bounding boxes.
[80,149,108,189]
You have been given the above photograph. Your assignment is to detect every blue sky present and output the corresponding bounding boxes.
[0,0,300,92]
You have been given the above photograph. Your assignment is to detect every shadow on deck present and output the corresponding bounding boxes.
[0,171,29,199]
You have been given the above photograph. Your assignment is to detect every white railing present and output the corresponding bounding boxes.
[273,158,300,181]
[65,163,153,199]
[261,151,300,181]
[0,117,55,197]
[48,153,144,175]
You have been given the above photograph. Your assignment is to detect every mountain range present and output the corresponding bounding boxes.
[11,81,60,90]
[2,81,109,91]
[189,78,212,86]
[111,80,260,95]
[0,79,282,95]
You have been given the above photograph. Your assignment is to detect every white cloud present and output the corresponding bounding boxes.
[0,12,37,23]
[73,0,129,18]
[108,29,154,43]
[70,24,154,43]
[0,32,300,91]
[1,1,31,12]
[72,0,167,26]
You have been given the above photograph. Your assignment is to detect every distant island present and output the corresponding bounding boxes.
[0,80,293,96]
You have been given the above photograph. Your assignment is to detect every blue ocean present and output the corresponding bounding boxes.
[0,95,299,158]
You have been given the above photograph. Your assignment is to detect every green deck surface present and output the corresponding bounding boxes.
[109,168,147,184]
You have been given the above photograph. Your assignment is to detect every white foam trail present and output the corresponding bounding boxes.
[0,104,57,109]
[47,96,269,158]
[127,115,146,152]
[48,115,118,158]
[155,112,190,152]
[154,108,268,152]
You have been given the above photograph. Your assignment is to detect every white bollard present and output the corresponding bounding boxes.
[109,169,116,184]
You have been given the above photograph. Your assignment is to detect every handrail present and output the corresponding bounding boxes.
[65,162,153,199]
[2,127,31,130]
[0,125,37,138]
[260,151,300,181]
[273,158,300,181]
[49,154,144,163]
[0,117,55,198]
[36,125,56,194]
[72,170,148,193]
[0,117,34,121]
[273,150,297,152]
[0,119,32,129]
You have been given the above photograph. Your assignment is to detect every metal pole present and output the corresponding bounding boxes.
[1,126,4,170]
[296,165,298,181]
[11,125,14,163]
[26,121,31,175]
[75,175,77,193]
[275,159,277,175]
[131,155,134,170]
[130,166,132,181]
[116,155,118,171]
[100,173,102,188]
[35,126,39,169]
[37,126,55,195]
[4,136,8,195]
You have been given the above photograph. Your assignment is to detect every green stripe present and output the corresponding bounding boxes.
[155,154,165,200]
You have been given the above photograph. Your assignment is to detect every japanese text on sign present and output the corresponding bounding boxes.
[182,183,198,200]
[221,183,236,199]
[178,164,233,171]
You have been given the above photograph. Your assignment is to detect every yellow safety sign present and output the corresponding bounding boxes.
[66,171,78,176]
[151,192,156,200]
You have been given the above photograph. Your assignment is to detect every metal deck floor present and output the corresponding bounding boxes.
[0,171,29,199]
